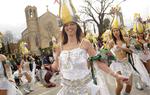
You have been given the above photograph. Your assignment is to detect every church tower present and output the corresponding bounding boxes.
[25,6,40,54]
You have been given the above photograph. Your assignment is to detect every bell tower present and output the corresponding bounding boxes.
[25,6,39,32]
[25,6,40,54]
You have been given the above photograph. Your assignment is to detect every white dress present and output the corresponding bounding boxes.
[94,64,111,95]
[0,62,22,95]
[130,44,150,86]
[132,53,150,86]
[135,43,150,63]
[110,44,133,77]
[57,47,101,95]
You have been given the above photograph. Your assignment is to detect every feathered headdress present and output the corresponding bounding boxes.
[57,0,79,26]
[111,5,122,29]
[133,13,144,33]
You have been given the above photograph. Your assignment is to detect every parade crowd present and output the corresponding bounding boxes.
[0,0,150,95]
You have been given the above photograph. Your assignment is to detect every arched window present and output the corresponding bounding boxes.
[29,9,33,18]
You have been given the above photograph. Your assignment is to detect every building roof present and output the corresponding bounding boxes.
[22,9,57,35]
[39,10,57,19]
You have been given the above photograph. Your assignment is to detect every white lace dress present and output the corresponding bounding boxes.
[57,48,101,95]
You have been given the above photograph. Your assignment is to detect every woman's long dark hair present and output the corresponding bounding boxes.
[61,22,83,45]
[111,29,125,44]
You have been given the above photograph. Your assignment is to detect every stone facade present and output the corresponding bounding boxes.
[22,6,60,55]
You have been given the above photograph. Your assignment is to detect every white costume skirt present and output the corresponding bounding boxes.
[94,64,111,95]
[132,53,150,86]
[0,78,22,95]
[137,50,150,62]
[110,58,133,77]
[57,74,101,95]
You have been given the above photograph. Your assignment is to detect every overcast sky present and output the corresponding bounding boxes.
[0,0,149,39]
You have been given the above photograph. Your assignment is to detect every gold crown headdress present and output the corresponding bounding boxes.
[57,0,79,26]
[133,13,144,33]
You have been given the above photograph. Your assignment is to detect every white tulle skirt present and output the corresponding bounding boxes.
[132,53,150,86]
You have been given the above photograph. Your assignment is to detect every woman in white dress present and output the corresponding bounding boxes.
[129,32,150,89]
[109,28,134,95]
[0,54,22,95]
[51,0,128,94]
[132,14,150,74]
[135,33,150,73]
[51,21,128,95]
[128,14,150,90]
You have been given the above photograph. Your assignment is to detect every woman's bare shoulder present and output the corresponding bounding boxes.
[81,38,93,50]
[82,38,91,46]
[123,37,130,44]
[82,38,91,44]
[124,37,129,41]
[0,54,7,61]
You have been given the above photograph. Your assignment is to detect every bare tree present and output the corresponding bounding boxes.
[3,31,14,44]
[80,0,115,38]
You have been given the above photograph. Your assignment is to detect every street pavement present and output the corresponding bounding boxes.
[26,73,150,95]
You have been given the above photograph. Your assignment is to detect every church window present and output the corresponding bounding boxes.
[29,9,33,18]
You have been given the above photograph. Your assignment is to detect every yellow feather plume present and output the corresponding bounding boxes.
[112,15,119,29]
[133,13,144,33]
[59,0,78,25]
[61,3,73,24]
[136,22,144,33]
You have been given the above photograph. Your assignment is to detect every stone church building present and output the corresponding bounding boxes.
[22,6,60,54]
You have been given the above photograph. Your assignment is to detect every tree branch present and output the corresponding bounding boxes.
[85,0,99,14]
[80,6,99,25]
[103,0,114,12]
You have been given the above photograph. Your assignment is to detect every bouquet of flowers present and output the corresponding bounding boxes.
[88,49,116,65]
